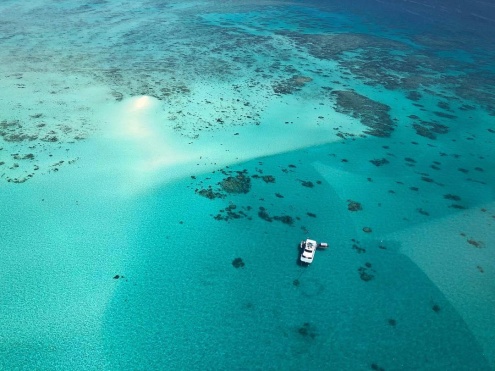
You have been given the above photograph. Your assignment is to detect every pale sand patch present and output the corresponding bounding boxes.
[99,94,356,195]
[385,203,495,367]
[0,181,132,369]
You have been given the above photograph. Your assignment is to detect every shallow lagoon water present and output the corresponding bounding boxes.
[1,0,494,369]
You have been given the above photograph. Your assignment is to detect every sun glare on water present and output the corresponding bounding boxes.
[123,96,155,138]
[133,95,152,110]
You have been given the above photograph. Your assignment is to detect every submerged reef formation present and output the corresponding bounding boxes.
[347,200,362,211]
[285,32,406,62]
[331,90,395,137]
[412,120,449,139]
[232,257,245,268]
[220,172,251,194]
[358,262,376,281]
[272,75,313,95]
[0,117,86,184]
[193,163,323,232]
[297,322,317,339]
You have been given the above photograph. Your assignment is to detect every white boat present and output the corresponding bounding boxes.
[300,238,317,264]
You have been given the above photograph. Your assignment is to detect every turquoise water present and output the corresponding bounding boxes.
[1,1,494,369]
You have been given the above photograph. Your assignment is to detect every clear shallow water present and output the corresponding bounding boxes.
[1,1,494,369]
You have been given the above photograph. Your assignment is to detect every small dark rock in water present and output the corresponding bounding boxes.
[358,266,375,281]
[275,193,284,198]
[262,175,276,183]
[300,180,314,188]
[258,207,273,222]
[417,208,429,216]
[232,257,245,268]
[362,227,372,233]
[293,279,300,286]
[297,322,317,338]
[388,318,397,327]
[359,271,374,281]
[347,200,362,211]
[467,239,484,248]
[443,194,461,201]
[113,275,124,279]
[433,111,456,119]
[432,304,441,313]
[298,324,309,336]
[370,158,389,167]
[307,212,317,218]
[273,215,294,225]
[371,363,385,371]
[352,243,366,254]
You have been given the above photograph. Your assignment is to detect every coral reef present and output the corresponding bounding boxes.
[347,200,362,211]
[220,172,251,194]
[297,322,317,339]
[232,257,245,268]
[331,90,395,137]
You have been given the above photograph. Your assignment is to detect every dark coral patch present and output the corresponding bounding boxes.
[220,172,251,194]
[443,194,461,201]
[297,322,317,339]
[261,175,276,183]
[413,121,449,139]
[371,363,385,371]
[273,215,294,225]
[358,266,375,281]
[300,180,314,188]
[232,258,245,268]
[467,239,484,248]
[196,187,225,200]
[272,75,313,95]
[347,200,362,211]
[258,207,273,222]
[370,158,389,167]
[417,208,429,216]
[331,90,395,137]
